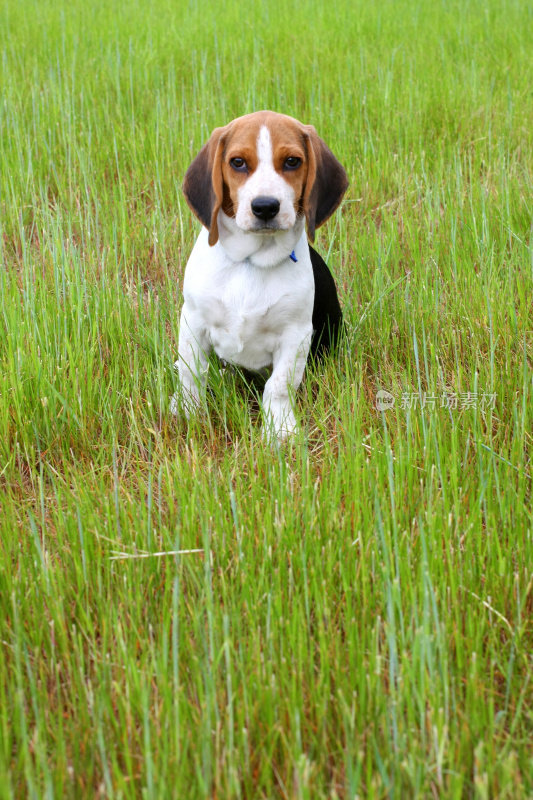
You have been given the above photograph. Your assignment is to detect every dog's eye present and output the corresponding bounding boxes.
[284,156,302,170]
[230,157,247,172]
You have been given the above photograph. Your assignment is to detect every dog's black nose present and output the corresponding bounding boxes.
[251,196,280,221]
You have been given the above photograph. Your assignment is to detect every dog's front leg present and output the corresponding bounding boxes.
[262,325,313,442]
[170,307,211,417]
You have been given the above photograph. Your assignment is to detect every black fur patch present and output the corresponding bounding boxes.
[309,245,344,358]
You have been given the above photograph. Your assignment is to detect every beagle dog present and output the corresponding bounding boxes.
[171,110,348,440]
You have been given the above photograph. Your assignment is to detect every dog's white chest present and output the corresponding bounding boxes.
[205,295,293,368]
[182,229,314,371]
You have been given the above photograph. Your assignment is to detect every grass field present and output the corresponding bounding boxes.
[1,0,532,796]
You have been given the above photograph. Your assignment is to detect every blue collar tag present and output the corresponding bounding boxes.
[289,250,298,262]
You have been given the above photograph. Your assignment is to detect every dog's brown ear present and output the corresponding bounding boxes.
[302,126,348,242]
[182,126,227,246]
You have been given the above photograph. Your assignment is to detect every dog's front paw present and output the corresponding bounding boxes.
[261,407,298,444]
[169,387,203,419]
[169,391,180,417]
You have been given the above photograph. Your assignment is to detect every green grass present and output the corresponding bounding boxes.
[0,0,532,796]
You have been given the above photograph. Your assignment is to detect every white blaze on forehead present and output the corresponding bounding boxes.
[256,125,274,168]
[234,123,297,233]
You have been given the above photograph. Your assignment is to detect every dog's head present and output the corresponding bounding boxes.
[183,111,348,246]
